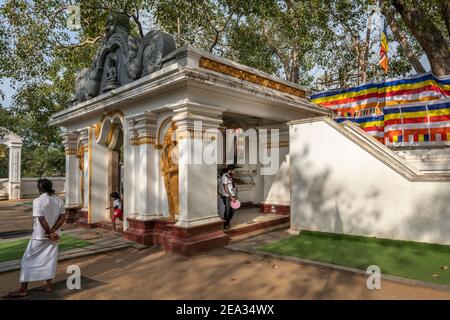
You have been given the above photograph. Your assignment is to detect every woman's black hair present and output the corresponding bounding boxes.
[226,165,236,172]
[110,191,120,199]
[37,178,55,195]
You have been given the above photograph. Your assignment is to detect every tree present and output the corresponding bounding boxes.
[152,0,242,53]
[1,0,449,178]
[381,1,425,73]
[0,0,141,176]
[246,0,331,84]
[387,0,450,76]
[0,148,8,178]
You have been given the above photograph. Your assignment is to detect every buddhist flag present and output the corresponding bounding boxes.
[379,24,388,73]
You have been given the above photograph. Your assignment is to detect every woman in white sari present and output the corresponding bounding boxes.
[9,179,66,297]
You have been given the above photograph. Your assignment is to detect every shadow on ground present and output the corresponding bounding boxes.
[2,276,105,300]
[0,229,32,239]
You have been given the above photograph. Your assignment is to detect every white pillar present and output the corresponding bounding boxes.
[61,132,81,208]
[7,140,22,200]
[171,104,225,228]
[125,119,138,215]
[134,112,160,219]
[89,127,109,223]
[122,119,134,229]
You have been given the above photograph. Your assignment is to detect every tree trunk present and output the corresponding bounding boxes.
[391,0,450,76]
[290,46,300,84]
[439,0,450,38]
[381,3,425,74]
[361,11,374,83]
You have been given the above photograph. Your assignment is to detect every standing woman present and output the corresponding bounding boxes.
[9,178,66,297]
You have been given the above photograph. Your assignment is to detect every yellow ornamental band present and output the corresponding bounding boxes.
[199,57,307,99]
[65,149,78,155]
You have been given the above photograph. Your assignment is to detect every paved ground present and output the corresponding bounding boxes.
[0,200,34,239]
[1,245,450,300]
[1,200,450,299]
[0,199,142,273]
[0,228,140,273]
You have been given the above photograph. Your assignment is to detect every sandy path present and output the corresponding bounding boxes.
[1,247,450,300]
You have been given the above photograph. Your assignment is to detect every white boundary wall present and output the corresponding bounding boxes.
[289,117,450,245]
[0,177,65,200]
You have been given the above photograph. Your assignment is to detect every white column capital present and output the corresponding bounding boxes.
[77,128,90,146]
[61,131,79,142]
[170,102,225,131]
[61,131,79,154]
[129,112,158,137]
[5,141,22,149]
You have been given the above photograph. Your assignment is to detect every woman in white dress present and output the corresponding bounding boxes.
[9,179,66,297]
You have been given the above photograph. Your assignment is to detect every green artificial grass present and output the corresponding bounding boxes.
[0,234,91,263]
[260,230,450,286]
[15,201,33,207]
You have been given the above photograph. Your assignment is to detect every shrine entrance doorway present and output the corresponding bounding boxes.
[95,111,125,224]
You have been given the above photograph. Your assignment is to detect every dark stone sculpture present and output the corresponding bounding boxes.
[142,30,177,76]
[68,14,176,107]
[68,68,90,106]
[103,54,119,92]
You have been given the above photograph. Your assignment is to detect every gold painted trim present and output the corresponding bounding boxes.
[130,136,156,145]
[77,139,86,206]
[65,149,77,155]
[94,123,101,140]
[176,130,219,141]
[157,116,173,146]
[199,57,307,98]
[265,141,289,149]
[130,137,140,145]
[95,110,125,139]
[108,109,125,119]
[138,136,156,145]
[77,142,85,158]
[106,123,117,146]
[88,126,93,224]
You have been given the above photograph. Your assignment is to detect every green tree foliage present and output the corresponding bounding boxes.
[0,146,8,178]
[0,0,448,177]
[387,0,450,76]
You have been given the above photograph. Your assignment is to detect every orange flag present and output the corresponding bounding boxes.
[379,25,388,73]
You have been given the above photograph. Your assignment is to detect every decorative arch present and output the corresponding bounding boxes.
[156,116,174,148]
[95,110,125,149]
[223,118,249,130]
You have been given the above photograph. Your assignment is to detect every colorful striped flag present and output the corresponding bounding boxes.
[310,72,450,147]
[379,24,388,73]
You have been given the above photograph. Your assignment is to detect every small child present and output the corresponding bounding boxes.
[106,192,122,232]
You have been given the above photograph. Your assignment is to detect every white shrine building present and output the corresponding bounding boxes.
[50,17,450,255]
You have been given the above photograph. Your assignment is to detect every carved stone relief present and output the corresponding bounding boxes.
[68,14,176,107]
